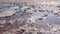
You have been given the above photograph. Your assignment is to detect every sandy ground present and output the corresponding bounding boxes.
[0,0,60,5]
[0,0,60,34]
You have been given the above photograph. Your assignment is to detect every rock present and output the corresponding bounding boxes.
[38,18,43,20]
[0,20,5,24]
[6,6,19,11]
[20,6,30,13]
[37,32,42,34]
[9,19,16,24]
[0,11,16,17]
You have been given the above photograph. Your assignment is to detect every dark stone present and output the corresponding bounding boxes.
[58,9,60,10]
[0,8,2,9]
[31,5,35,8]
[38,7,41,8]
[16,31,23,34]
[37,32,42,34]
[29,20,32,22]
[28,32,32,34]
[38,18,43,20]
[54,13,58,15]
[5,23,11,25]
[54,31,57,32]
[3,2,5,4]
[27,8,31,10]
[34,10,37,12]
[39,10,44,12]
[25,32,32,34]
[44,14,47,17]
[15,9,18,10]
[58,29,60,31]
[21,29,26,32]
[24,9,27,12]
[42,14,47,17]
[57,6,60,8]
